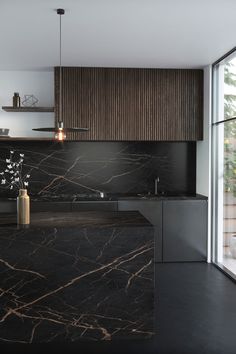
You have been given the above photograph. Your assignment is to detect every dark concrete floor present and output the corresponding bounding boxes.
[155,262,236,354]
[2,263,236,354]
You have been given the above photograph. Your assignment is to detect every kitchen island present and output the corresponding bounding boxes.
[0,211,154,342]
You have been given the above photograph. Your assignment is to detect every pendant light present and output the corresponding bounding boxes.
[33,8,89,141]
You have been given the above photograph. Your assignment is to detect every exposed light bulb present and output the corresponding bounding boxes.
[55,121,66,141]
[55,129,66,141]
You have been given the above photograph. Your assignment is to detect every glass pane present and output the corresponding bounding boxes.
[213,54,236,277]
[223,121,236,274]
[224,58,236,119]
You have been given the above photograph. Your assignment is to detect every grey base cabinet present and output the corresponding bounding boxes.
[118,201,163,262]
[71,201,118,212]
[0,201,16,214]
[118,199,207,263]
[163,200,207,262]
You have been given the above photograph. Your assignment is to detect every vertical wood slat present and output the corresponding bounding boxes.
[55,67,203,141]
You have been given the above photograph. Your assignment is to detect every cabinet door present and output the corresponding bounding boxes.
[0,201,16,213]
[55,67,203,141]
[31,202,71,212]
[163,200,207,262]
[71,201,118,211]
[118,200,162,262]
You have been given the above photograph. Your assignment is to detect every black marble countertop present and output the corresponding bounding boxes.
[1,192,208,203]
[117,193,208,201]
[0,211,154,342]
[0,210,153,229]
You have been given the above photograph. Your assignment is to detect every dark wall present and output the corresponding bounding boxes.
[0,142,196,199]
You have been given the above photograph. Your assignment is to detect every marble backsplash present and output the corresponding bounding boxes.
[0,141,196,199]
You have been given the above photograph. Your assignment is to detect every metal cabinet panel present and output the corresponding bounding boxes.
[0,201,16,213]
[71,201,118,211]
[118,200,162,262]
[163,200,207,262]
[31,202,71,212]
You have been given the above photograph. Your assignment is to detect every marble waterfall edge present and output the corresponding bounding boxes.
[0,211,154,342]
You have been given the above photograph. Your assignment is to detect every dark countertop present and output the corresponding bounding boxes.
[0,210,153,229]
[117,193,208,201]
[0,211,154,342]
[0,192,208,203]
[49,192,208,201]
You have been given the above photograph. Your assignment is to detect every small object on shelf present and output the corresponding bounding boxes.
[0,128,9,136]
[22,94,39,107]
[12,92,21,108]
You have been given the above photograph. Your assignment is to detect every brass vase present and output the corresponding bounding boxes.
[17,189,30,225]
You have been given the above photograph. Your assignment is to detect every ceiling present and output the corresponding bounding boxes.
[0,0,236,70]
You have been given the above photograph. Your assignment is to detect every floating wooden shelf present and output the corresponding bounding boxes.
[2,106,54,113]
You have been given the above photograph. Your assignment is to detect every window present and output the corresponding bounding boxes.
[213,50,236,278]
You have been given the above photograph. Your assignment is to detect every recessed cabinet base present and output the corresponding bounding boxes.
[162,200,207,262]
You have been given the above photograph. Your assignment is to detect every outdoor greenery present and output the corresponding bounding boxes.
[224,62,236,194]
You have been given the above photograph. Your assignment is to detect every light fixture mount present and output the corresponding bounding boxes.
[57,8,65,15]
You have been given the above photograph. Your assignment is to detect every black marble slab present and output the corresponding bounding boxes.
[0,194,208,215]
[29,192,207,202]
[0,211,152,228]
[0,141,196,199]
[118,193,208,201]
[0,211,154,342]
[0,194,208,216]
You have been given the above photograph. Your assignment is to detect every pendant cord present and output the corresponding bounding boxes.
[59,12,62,124]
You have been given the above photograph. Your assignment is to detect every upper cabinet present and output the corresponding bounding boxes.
[55,67,203,141]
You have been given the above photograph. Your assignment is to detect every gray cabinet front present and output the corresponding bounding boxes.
[163,200,207,262]
[0,201,16,213]
[71,201,118,212]
[118,200,162,262]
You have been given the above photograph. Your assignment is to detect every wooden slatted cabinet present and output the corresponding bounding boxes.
[55,67,203,141]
